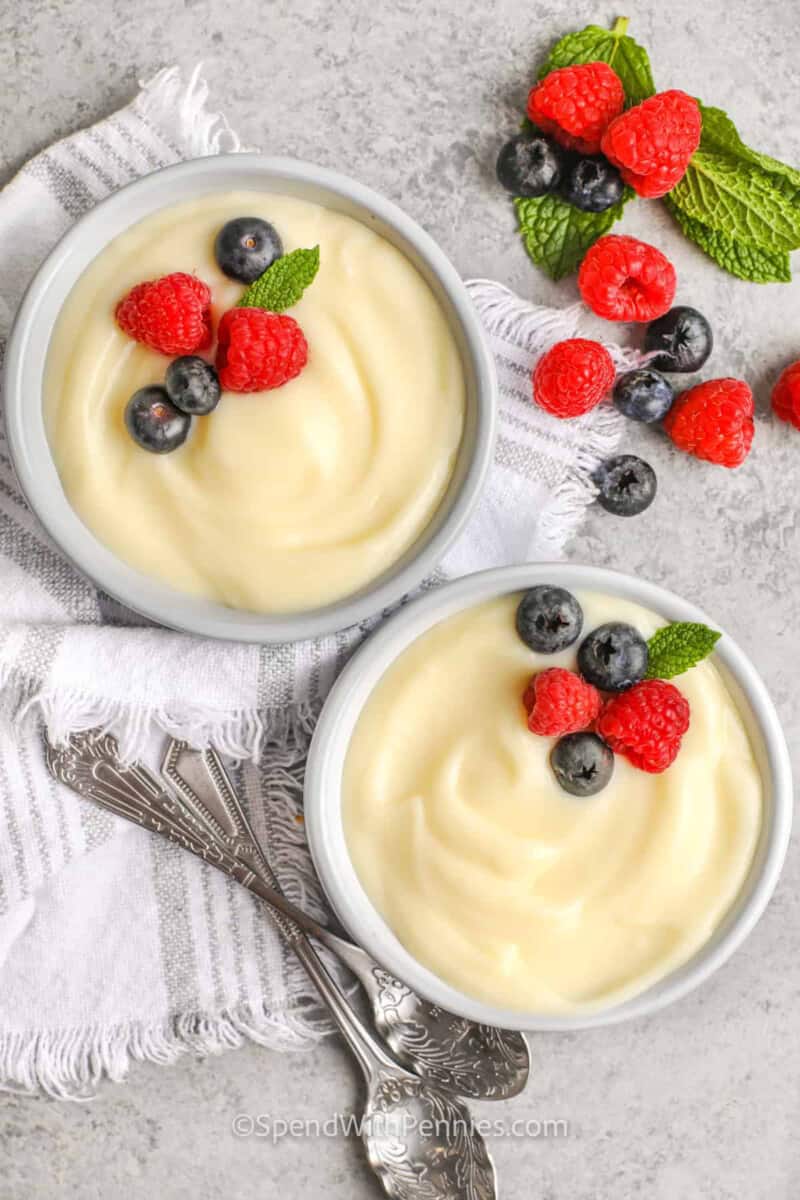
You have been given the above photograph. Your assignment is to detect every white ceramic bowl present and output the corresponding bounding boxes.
[3,155,497,642]
[305,563,792,1031]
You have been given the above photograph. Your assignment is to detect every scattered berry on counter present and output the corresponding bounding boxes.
[526,62,625,155]
[214,217,284,284]
[597,679,690,773]
[516,585,583,654]
[771,361,800,430]
[550,732,615,796]
[664,378,754,468]
[600,90,702,198]
[216,307,308,393]
[165,356,221,415]
[643,306,713,373]
[560,155,624,213]
[533,338,615,418]
[593,454,657,517]
[613,368,675,423]
[115,272,212,357]
[578,234,676,322]
[523,668,601,736]
[124,387,191,454]
[496,132,566,197]
[578,622,649,692]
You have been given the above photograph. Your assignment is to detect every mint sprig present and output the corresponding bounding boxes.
[646,622,721,680]
[515,190,631,281]
[516,18,800,284]
[666,102,800,280]
[539,17,655,107]
[238,246,320,312]
[670,152,800,252]
[665,198,792,283]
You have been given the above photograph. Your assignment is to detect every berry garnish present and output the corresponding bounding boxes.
[124,387,191,454]
[593,454,657,517]
[516,586,583,654]
[597,679,690,773]
[561,156,624,213]
[613,369,674,424]
[115,273,212,357]
[664,378,754,468]
[523,668,601,737]
[577,622,649,692]
[215,217,283,284]
[496,133,565,197]
[165,356,221,415]
[643,307,714,374]
[550,732,614,797]
[601,90,702,198]
[526,62,625,155]
[216,308,308,393]
[771,361,800,430]
[578,235,676,322]
[533,338,615,418]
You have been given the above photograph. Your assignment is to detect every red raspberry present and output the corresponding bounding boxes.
[664,378,754,468]
[523,668,601,737]
[115,272,212,356]
[578,234,676,322]
[771,361,800,430]
[597,680,690,774]
[533,338,615,419]
[527,62,625,155]
[601,90,701,199]
[216,308,308,393]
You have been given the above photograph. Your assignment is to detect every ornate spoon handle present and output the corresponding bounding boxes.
[44,730,322,940]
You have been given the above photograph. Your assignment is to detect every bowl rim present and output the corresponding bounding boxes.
[305,562,793,1031]
[3,153,497,643]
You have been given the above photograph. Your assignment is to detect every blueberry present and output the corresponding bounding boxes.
[496,133,565,197]
[577,622,649,692]
[561,156,624,213]
[516,585,583,654]
[165,356,221,415]
[124,387,191,454]
[550,732,614,797]
[643,306,713,373]
[613,369,675,424]
[214,217,283,283]
[593,455,657,518]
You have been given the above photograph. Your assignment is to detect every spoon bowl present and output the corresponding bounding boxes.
[363,1069,497,1200]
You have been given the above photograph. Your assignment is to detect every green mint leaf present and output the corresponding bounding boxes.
[238,246,320,312]
[669,152,800,252]
[539,18,655,106]
[698,103,800,191]
[646,622,722,680]
[665,198,791,283]
[515,189,630,281]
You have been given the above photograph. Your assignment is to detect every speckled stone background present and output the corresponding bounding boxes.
[1,0,798,1196]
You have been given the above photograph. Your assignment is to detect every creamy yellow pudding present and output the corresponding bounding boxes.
[45,192,465,612]
[343,592,763,1014]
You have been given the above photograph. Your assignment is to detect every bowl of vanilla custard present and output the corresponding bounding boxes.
[305,563,791,1031]
[4,155,496,641]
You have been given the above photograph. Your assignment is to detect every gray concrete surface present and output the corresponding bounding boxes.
[1,0,799,1196]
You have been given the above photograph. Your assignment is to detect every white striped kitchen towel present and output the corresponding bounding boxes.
[0,66,638,1098]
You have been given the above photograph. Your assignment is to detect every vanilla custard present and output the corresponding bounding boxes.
[343,592,763,1014]
[45,192,466,612]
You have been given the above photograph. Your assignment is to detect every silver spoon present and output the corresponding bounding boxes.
[45,729,498,1200]
[161,737,530,1102]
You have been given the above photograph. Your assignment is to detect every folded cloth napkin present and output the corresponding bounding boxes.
[0,67,637,1098]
